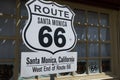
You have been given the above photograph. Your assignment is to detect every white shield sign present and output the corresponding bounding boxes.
[22,0,77,54]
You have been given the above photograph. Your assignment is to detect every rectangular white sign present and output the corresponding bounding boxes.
[20,51,77,77]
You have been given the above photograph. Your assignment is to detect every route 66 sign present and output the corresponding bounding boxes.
[22,0,77,54]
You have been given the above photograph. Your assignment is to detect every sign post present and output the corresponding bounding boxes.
[21,0,77,79]
[35,76,39,80]
[50,74,55,80]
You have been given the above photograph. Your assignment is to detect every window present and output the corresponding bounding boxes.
[73,9,111,75]
[0,0,117,80]
[0,0,16,79]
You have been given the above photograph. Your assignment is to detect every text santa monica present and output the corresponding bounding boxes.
[38,17,67,27]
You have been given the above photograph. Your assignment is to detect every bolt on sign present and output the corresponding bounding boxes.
[21,0,77,77]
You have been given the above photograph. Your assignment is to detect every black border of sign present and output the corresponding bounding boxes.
[23,0,77,54]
